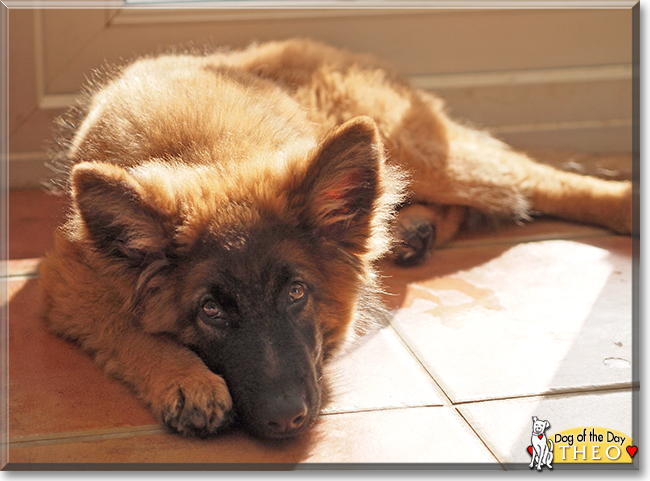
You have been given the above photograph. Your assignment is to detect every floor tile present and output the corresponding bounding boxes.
[457,389,635,465]
[9,189,68,260]
[307,407,496,464]
[7,278,156,438]
[388,236,632,402]
[8,406,498,466]
[5,183,635,469]
[322,325,445,414]
[453,217,608,249]
[380,242,514,310]
[1,258,41,278]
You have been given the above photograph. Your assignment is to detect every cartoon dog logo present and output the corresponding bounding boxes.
[528,416,554,470]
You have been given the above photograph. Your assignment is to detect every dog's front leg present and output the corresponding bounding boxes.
[95,327,233,437]
[530,445,544,470]
[536,445,547,471]
[528,450,536,469]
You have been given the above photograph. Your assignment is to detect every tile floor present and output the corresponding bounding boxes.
[2,153,638,470]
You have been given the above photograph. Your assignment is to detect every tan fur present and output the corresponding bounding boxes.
[63,39,632,236]
[41,39,631,437]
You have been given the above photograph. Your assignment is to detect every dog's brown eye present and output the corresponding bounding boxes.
[288,282,306,303]
[202,300,223,319]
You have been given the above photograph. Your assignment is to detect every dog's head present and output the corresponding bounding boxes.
[532,416,550,436]
[69,117,405,439]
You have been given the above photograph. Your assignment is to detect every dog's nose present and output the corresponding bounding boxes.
[261,395,309,438]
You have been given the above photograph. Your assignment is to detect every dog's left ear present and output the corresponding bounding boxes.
[293,116,385,254]
[545,421,550,429]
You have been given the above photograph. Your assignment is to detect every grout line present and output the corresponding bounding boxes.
[386,317,637,408]
[381,322,505,466]
[1,258,43,279]
[441,231,617,252]
[3,273,39,281]
[7,405,451,450]
[7,383,637,450]
[320,403,444,417]
[454,407,505,467]
[386,321,455,407]
[9,425,165,449]
[451,386,638,467]
[322,403,504,467]
[452,384,639,406]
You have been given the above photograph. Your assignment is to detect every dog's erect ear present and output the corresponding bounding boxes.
[294,116,385,253]
[532,416,538,422]
[71,162,174,264]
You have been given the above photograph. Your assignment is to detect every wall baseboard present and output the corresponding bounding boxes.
[9,153,56,190]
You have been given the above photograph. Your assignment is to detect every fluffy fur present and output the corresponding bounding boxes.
[40,39,631,439]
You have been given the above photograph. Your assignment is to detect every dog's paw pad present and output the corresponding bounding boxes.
[158,371,233,437]
[393,219,436,267]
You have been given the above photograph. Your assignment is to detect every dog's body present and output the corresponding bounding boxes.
[40,39,632,439]
[529,416,554,470]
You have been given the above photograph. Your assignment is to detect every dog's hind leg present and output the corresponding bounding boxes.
[546,441,554,469]
[406,103,632,236]
[384,90,631,265]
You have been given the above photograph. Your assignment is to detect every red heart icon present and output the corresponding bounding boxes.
[527,446,533,455]
[626,446,637,458]
[538,434,544,439]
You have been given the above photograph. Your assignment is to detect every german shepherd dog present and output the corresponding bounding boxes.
[40,39,632,439]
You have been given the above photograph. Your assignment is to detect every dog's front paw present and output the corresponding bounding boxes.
[392,203,468,266]
[154,370,233,437]
[393,216,436,266]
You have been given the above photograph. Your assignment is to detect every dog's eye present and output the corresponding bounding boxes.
[288,282,307,303]
[201,299,224,319]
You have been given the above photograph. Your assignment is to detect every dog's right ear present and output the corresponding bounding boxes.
[71,162,174,264]
[532,416,538,422]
